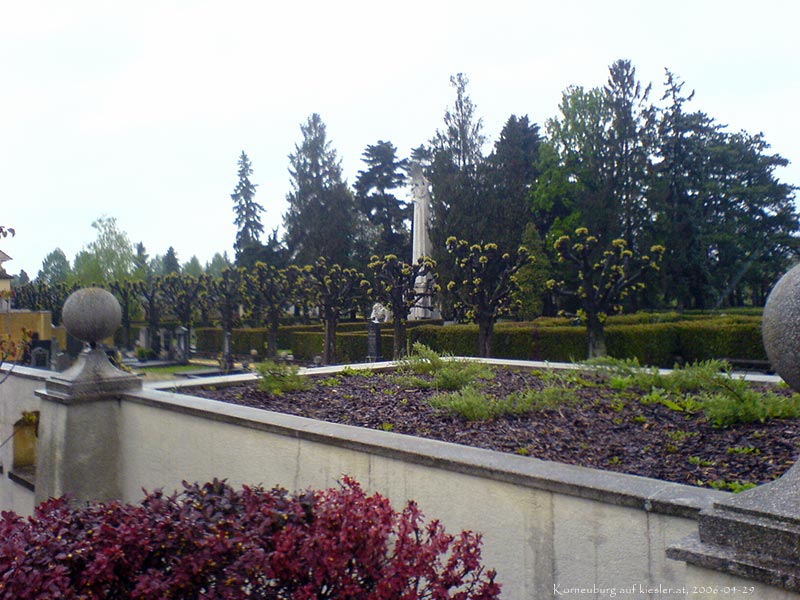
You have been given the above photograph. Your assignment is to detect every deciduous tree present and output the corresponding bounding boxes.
[445,238,533,358]
[247,263,301,358]
[71,217,134,284]
[302,258,367,364]
[548,228,664,358]
[367,254,437,359]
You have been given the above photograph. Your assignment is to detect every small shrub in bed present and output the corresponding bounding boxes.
[0,478,500,599]
[395,343,494,391]
[255,359,312,395]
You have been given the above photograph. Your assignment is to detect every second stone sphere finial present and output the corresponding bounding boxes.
[61,287,121,346]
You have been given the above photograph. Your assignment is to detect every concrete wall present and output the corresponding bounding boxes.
[0,365,43,515]
[0,364,752,599]
[115,385,720,600]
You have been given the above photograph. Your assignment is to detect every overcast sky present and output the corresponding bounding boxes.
[2,0,798,278]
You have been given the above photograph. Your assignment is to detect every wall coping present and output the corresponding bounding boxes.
[0,364,52,382]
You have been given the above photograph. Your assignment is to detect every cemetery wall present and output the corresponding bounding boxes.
[1,365,786,599]
[116,385,719,600]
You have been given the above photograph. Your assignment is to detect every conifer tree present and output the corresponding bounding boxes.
[283,114,356,266]
[231,151,265,261]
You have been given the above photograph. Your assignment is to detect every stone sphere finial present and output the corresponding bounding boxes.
[62,287,121,347]
[763,263,800,391]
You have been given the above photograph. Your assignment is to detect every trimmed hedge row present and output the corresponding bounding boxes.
[195,316,765,367]
[408,318,765,367]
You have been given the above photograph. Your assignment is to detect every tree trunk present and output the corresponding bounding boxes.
[323,310,337,365]
[392,318,407,360]
[585,314,607,359]
[267,312,280,359]
[477,319,494,358]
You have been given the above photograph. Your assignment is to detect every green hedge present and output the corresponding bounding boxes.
[195,327,271,356]
[195,316,765,367]
[408,317,764,367]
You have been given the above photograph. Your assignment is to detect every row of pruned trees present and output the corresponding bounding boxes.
[12,227,660,362]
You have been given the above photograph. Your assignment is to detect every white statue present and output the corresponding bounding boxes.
[370,302,392,324]
[409,162,432,264]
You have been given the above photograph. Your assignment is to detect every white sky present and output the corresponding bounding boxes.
[2,0,799,277]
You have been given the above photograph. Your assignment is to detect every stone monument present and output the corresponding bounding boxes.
[667,263,800,594]
[409,161,432,264]
[408,162,436,320]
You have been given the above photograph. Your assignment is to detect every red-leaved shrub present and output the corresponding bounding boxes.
[0,477,500,599]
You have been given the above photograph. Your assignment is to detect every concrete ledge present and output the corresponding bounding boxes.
[124,385,726,520]
[668,533,800,593]
[0,364,52,383]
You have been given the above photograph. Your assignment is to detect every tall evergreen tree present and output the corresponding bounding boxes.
[482,115,542,248]
[651,71,720,309]
[37,248,72,285]
[132,242,151,280]
[283,114,356,266]
[162,246,181,275]
[354,140,410,260]
[427,74,487,258]
[651,70,798,309]
[604,59,657,251]
[425,74,488,317]
[231,151,265,262]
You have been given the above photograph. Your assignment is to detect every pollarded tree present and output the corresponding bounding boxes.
[247,263,302,358]
[283,114,356,266]
[445,238,533,358]
[548,227,664,358]
[159,272,204,359]
[231,151,265,264]
[302,258,368,365]
[134,275,165,355]
[367,255,438,359]
[108,279,138,350]
[34,281,74,327]
[203,268,247,370]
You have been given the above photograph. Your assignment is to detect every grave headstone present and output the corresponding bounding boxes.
[174,326,189,363]
[367,321,382,362]
[30,346,49,369]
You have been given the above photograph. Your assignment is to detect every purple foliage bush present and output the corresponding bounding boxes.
[0,477,500,599]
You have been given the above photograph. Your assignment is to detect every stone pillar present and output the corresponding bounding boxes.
[667,264,800,596]
[34,288,141,505]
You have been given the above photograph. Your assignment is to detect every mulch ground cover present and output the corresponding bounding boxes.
[188,367,800,490]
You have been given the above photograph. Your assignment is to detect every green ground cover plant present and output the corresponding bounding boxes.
[392,343,494,392]
[586,357,800,427]
[255,359,312,395]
